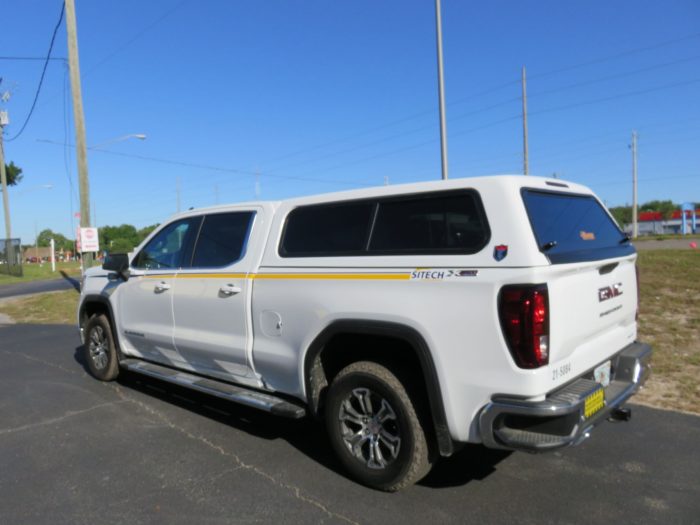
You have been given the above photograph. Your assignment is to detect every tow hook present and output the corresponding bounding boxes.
[608,407,632,422]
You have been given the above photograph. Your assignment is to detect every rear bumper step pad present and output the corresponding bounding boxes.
[478,341,652,451]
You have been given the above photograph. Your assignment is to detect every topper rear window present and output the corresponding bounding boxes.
[522,189,634,264]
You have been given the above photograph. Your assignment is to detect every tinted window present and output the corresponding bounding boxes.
[522,190,634,263]
[281,202,374,256]
[133,218,196,270]
[369,192,489,254]
[191,212,254,268]
[280,190,490,257]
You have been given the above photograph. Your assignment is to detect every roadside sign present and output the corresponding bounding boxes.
[80,227,100,252]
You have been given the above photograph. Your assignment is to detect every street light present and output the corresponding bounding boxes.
[16,184,54,196]
[88,134,147,150]
[36,133,148,150]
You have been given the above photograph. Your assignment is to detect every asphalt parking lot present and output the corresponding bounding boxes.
[1,323,699,524]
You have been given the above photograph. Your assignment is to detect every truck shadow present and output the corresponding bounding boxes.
[74,345,511,489]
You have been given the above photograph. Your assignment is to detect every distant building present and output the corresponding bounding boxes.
[23,247,53,261]
[624,208,700,235]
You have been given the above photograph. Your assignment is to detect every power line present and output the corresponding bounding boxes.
[0,56,67,62]
[266,96,520,174]
[6,2,65,142]
[83,0,190,75]
[265,34,700,170]
[32,0,191,114]
[530,32,700,80]
[529,78,700,117]
[263,80,521,169]
[594,174,699,187]
[529,55,700,99]
[36,140,369,187]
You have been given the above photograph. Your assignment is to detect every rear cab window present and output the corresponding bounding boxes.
[522,189,634,263]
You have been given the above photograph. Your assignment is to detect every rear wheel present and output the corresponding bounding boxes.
[84,314,120,381]
[325,361,432,491]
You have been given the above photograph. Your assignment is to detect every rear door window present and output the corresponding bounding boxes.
[190,212,255,268]
[522,189,634,263]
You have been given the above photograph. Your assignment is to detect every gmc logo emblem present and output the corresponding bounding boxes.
[599,283,623,302]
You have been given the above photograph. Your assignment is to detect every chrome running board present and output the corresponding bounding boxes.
[120,359,306,419]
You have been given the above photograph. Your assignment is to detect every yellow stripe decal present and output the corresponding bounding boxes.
[252,273,410,281]
[142,272,410,281]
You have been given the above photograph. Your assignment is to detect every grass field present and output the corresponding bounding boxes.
[634,249,700,414]
[634,234,700,241]
[0,261,83,284]
[0,289,80,325]
[1,249,698,414]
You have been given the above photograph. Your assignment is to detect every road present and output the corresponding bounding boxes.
[1,323,698,524]
[0,277,77,300]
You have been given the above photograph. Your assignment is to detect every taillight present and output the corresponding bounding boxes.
[499,284,550,369]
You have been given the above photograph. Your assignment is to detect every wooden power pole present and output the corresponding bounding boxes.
[65,0,93,267]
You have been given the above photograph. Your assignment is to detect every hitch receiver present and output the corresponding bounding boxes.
[608,407,632,422]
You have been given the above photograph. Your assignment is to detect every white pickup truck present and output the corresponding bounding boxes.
[78,175,651,491]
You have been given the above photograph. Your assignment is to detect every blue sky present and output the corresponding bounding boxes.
[1,0,699,243]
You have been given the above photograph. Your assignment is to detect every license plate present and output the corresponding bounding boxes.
[584,388,605,419]
[594,360,611,387]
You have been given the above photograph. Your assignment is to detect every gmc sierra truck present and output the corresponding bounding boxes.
[78,175,651,491]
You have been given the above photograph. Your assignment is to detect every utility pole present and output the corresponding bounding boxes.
[255,170,261,200]
[176,177,181,212]
[0,116,12,242]
[65,0,93,267]
[434,0,449,180]
[631,131,638,238]
[0,111,17,270]
[521,66,529,175]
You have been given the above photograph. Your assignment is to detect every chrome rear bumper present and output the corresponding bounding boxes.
[479,341,652,451]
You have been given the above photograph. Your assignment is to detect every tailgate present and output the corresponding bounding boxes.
[521,188,638,367]
[548,256,638,363]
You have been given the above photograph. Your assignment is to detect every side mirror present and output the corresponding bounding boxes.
[102,253,130,280]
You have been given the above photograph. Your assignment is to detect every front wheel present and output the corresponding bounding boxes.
[324,361,432,491]
[84,314,120,381]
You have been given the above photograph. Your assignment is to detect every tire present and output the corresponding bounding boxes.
[325,361,432,491]
[84,314,120,381]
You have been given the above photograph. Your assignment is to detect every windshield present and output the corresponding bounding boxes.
[522,189,634,263]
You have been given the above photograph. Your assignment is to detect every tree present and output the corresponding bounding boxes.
[3,162,23,186]
[640,200,677,221]
[99,224,139,252]
[609,206,632,227]
[36,229,73,252]
[109,238,135,253]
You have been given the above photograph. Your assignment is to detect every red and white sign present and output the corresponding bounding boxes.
[79,227,100,252]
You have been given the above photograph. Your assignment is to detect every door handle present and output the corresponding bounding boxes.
[219,284,242,296]
[154,281,171,293]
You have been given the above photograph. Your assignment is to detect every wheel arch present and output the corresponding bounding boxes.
[303,319,454,457]
[79,294,123,358]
